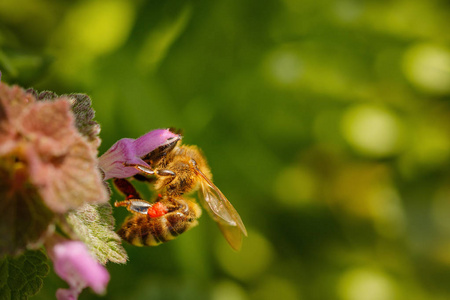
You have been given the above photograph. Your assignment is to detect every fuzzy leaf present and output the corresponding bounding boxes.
[0,159,55,256]
[67,203,128,265]
[0,249,50,299]
[68,93,101,148]
[27,89,101,148]
[33,90,58,101]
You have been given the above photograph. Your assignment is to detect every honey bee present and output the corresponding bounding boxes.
[114,133,247,250]
[114,183,202,246]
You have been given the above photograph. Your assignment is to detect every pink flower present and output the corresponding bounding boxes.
[0,83,108,214]
[0,82,108,256]
[49,240,110,300]
[99,129,181,180]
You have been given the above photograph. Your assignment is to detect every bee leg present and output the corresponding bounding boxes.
[115,199,153,215]
[156,169,176,177]
[124,163,176,184]
[155,169,176,185]
[123,163,156,176]
[113,178,142,199]
[115,199,168,217]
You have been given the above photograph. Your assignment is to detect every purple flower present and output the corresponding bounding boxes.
[99,129,181,180]
[49,240,110,300]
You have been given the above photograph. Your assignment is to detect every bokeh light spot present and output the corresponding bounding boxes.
[50,0,135,81]
[263,48,303,86]
[70,0,134,55]
[338,268,397,300]
[334,0,363,23]
[273,166,317,207]
[402,43,450,94]
[341,105,404,157]
[215,229,274,281]
[212,280,248,300]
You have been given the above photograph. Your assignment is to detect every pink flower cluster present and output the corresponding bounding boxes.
[0,79,111,299]
[0,83,108,213]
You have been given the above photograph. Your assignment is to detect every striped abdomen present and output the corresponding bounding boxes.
[117,197,202,246]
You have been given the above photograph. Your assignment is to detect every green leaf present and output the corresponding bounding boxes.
[0,159,55,257]
[66,203,128,265]
[0,250,50,300]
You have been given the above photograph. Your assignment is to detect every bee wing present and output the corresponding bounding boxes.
[194,166,247,251]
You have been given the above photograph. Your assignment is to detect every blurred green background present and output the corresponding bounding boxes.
[2,0,450,299]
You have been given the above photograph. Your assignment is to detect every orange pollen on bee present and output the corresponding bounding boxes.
[147,202,168,218]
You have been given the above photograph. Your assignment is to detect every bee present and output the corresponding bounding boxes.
[114,133,247,250]
[114,180,202,246]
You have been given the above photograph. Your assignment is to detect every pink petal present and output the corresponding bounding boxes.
[0,83,35,124]
[18,99,75,156]
[56,288,80,300]
[52,241,110,295]
[28,136,109,213]
[132,129,180,157]
[99,129,180,180]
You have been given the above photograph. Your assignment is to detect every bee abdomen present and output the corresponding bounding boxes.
[165,212,196,237]
[117,200,202,246]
